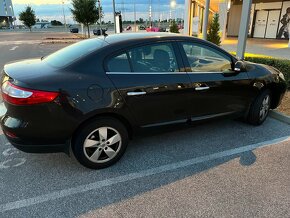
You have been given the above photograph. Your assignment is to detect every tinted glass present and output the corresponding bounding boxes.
[43,39,105,68]
[182,43,232,72]
[128,43,179,73]
[107,53,131,72]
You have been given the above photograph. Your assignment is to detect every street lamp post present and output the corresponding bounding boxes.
[170,0,176,24]
[134,0,137,32]
[62,1,67,31]
[113,0,116,33]
[98,0,102,32]
[149,0,152,28]
[9,5,15,28]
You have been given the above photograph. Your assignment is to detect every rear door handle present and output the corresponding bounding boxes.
[127,91,147,96]
[195,86,210,91]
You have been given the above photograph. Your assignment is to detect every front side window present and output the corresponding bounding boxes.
[182,42,232,72]
[107,53,131,72]
[128,43,179,73]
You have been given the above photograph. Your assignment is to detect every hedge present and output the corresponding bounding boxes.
[231,52,290,88]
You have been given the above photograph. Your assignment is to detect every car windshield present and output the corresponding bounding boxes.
[43,38,106,68]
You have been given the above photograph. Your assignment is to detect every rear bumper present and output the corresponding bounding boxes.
[0,100,79,154]
[6,137,68,153]
[4,131,70,154]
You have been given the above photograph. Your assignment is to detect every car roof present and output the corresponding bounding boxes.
[98,32,193,45]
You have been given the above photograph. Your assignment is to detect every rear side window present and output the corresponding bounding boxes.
[107,53,131,72]
[128,43,179,73]
[43,39,105,68]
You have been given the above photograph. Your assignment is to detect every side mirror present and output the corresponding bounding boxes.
[234,61,246,72]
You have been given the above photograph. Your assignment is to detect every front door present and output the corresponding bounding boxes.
[265,10,280,39]
[179,41,252,118]
[106,42,192,126]
[254,10,268,38]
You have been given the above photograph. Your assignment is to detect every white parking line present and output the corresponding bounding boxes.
[9,46,19,51]
[0,136,289,212]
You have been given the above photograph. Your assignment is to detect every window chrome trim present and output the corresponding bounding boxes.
[106,71,229,75]
[106,72,188,75]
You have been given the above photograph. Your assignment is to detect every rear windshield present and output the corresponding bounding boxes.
[43,38,105,68]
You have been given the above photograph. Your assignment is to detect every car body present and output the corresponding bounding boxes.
[1,33,287,169]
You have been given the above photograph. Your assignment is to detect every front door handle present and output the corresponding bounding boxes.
[195,86,210,91]
[127,91,147,96]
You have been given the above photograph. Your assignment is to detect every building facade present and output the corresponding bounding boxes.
[0,0,14,28]
[184,0,290,40]
[228,0,290,39]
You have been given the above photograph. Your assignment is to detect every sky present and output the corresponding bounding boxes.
[12,0,185,24]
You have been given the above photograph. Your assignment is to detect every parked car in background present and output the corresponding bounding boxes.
[127,26,132,31]
[93,28,108,36]
[139,25,146,30]
[70,27,79,33]
[1,33,287,169]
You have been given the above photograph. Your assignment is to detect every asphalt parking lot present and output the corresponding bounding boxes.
[0,31,290,217]
[0,118,289,217]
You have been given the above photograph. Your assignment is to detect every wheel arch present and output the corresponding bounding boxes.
[70,112,134,151]
[263,83,285,109]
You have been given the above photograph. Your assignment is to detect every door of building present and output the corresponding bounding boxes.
[265,10,280,38]
[253,10,268,38]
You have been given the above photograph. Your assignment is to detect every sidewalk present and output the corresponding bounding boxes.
[221,37,290,60]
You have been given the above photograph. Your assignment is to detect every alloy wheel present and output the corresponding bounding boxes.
[259,95,270,121]
[83,127,122,163]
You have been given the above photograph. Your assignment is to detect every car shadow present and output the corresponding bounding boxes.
[0,117,289,216]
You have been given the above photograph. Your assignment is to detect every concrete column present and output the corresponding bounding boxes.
[288,29,290,48]
[219,0,229,42]
[183,0,192,36]
[236,0,252,60]
[202,0,210,40]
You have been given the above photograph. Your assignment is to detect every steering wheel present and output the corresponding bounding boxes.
[137,61,153,70]
[190,59,201,68]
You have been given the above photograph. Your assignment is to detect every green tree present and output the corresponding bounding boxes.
[207,13,221,46]
[19,6,36,31]
[170,20,179,33]
[71,0,102,38]
[51,20,63,26]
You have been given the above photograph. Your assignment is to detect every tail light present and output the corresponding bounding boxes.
[1,81,59,105]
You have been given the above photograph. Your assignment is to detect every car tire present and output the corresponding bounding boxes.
[73,117,129,169]
[247,89,271,126]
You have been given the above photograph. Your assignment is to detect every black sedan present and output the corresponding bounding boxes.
[1,33,287,169]
[70,27,79,33]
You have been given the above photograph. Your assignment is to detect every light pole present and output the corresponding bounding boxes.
[113,0,116,33]
[149,0,152,28]
[134,0,137,32]
[9,5,15,28]
[62,0,67,31]
[98,0,102,31]
[170,0,176,24]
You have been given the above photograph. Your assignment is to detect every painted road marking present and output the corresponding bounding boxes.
[0,41,42,45]
[2,148,19,157]
[9,46,19,51]
[0,136,289,212]
[0,158,26,169]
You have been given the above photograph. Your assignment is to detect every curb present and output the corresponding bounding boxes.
[269,110,290,125]
[0,102,6,118]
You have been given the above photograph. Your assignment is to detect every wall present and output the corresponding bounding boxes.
[227,4,242,36]
[0,0,14,17]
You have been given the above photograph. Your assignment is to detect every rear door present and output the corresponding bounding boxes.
[179,41,252,118]
[106,42,193,126]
